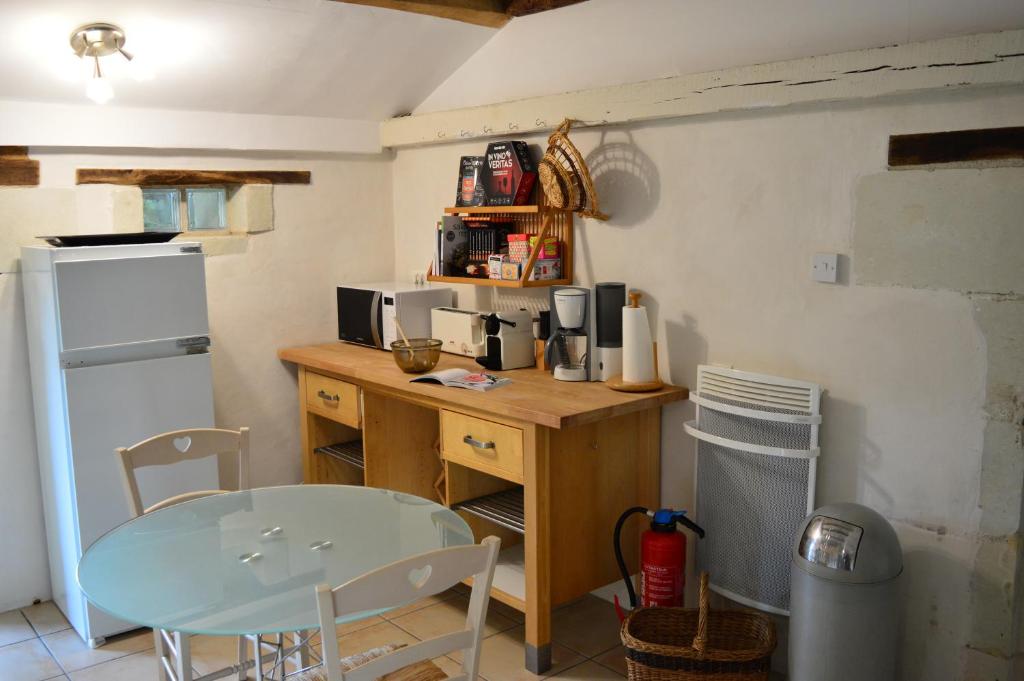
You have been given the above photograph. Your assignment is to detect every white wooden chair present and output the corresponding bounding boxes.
[116,426,251,681]
[117,427,250,517]
[295,536,501,681]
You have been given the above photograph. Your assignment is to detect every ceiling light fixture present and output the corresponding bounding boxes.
[70,23,131,104]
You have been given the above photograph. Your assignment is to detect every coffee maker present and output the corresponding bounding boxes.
[545,283,625,382]
[546,288,589,381]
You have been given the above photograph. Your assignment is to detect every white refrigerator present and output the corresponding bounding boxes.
[21,241,219,647]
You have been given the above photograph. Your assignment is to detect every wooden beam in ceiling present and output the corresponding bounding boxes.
[334,0,587,28]
[381,29,1024,148]
[76,169,311,186]
[506,0,585,18]
[336,0,511,29]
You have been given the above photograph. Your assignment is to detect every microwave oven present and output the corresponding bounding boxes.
[336,282,453,349]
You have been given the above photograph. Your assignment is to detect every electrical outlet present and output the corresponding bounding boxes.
[812,253,838,283]
[409,270,425,286]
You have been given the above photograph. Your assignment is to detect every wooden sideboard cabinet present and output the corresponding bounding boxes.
[278,342,687,674]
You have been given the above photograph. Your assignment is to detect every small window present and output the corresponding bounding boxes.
[143,187,227,233]
[142,188,180,232]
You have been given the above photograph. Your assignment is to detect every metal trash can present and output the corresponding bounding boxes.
[789,503,903,681]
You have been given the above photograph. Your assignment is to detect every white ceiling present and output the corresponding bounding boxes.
[0,0,495,120]
[2,0,1022,125]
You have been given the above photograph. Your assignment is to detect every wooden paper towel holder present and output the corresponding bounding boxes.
[607,341,664,393]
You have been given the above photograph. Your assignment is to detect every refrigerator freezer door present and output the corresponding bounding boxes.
[54,253,209,352]
[64,352,217,640]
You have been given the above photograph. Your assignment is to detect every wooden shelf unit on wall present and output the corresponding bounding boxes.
[427,201,574,288]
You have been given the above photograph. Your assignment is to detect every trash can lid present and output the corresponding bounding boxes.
[793,502,903,583]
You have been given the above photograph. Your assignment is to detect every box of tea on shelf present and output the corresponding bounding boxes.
[507,233,530,263]
[529,258,561,281]
[501,261,522,281]
[488,254,507,280]
[529,236,560,259]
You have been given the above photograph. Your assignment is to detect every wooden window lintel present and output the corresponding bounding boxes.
[76,169,310,186]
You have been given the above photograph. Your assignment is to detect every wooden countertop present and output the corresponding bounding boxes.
[278,342,687,429]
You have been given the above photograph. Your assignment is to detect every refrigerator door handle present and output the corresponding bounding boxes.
[176,336,211,352]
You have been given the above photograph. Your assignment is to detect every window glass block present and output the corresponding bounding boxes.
[142,188,180,232]
[187,187,226,231]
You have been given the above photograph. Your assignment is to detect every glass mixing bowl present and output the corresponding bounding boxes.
[390,338,443,373]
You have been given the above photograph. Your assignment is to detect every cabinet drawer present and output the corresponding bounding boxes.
[441,410,523,483]
[305,371,360,427]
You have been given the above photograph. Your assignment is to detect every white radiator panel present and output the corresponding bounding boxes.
[689,365,821,615]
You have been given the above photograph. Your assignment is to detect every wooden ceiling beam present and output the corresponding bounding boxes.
[336,0,511,29]
[505,0,586,18]
[334,0,587,28]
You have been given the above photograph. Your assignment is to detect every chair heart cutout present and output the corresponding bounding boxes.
[173,436,192,453]
[408,565,432,590]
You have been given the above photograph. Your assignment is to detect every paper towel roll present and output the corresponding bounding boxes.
[622,304,655,383]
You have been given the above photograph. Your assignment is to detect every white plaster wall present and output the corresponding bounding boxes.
[0,149,395,609]
[0,272,50,612]
[392,86,1024,680]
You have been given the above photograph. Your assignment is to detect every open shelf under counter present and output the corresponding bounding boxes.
[455,487,524,534]
[314,441,364,470]
[464,544,526,611]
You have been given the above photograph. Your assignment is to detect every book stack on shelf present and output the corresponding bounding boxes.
[429,140,573,289]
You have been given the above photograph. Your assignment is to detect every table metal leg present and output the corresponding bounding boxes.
[237,637,247,681]
[293,630,311,669]
[155,629,171,681]
[175,631,193,681]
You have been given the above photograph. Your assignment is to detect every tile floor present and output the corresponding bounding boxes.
[0,590,628,680]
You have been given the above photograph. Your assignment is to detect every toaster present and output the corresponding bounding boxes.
[431,307,486,357]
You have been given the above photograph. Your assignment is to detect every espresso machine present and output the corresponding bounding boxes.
[475,310,535,371]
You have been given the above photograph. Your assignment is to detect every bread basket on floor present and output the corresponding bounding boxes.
[620,573,776,681]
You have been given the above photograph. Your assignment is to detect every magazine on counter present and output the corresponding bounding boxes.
[410,368,510,392]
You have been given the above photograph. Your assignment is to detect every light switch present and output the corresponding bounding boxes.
[812,253,838,283]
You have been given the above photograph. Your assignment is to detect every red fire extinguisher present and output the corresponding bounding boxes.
[613,506,706,619]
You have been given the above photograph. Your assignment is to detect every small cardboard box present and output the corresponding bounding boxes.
[507,233,531,263]
[488,254,507,280]
[528,236,560,259]
[484,141,537,206]
[501,261,522,281]
[529,258,561,281]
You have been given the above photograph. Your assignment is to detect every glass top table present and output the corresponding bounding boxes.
[78,485,474,636]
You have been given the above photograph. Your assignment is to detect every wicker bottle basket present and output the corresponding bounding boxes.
[538,118,609,221]
[620,573,776,681]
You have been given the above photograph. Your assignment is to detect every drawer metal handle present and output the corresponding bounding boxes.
[310,540,334,551]
[317,389,340,402]
[463,435,495,450]
[239,552,262,564]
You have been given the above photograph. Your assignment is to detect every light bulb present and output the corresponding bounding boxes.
[86,76,114,104]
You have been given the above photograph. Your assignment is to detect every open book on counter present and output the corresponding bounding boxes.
[410,368,510,392]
